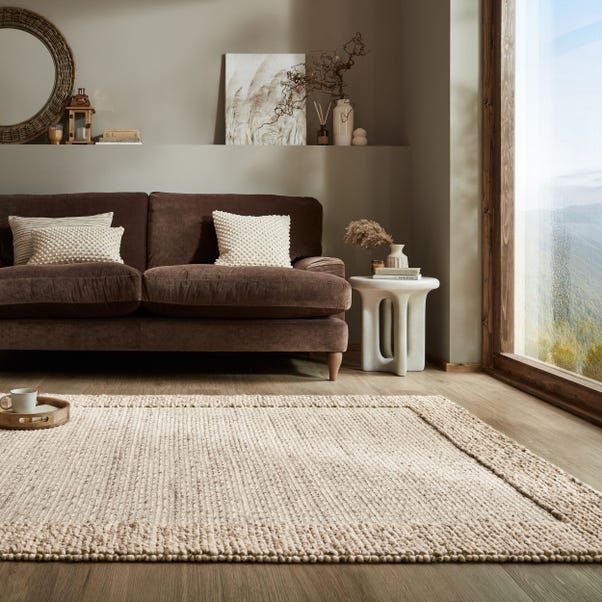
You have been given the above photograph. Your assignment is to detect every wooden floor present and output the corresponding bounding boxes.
[0,350,601,602]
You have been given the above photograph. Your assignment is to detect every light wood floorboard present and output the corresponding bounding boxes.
[0,350,600,602]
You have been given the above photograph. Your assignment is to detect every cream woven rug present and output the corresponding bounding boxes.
[0,394,600,563]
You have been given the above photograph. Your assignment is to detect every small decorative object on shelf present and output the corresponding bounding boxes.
[333,98,354,146]
[371,259,385,274]
[386,243,409,269]
[48,124,63,145]
[66,88,95,145]
[352,127,368,146]
[313,100,331,145]
[96,129,142,145]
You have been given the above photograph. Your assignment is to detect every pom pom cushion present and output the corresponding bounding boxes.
[8,212,113,265]
[213,211,291,268]
[28,226,124,265]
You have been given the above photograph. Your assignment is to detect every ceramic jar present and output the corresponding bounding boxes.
[333,98,354,146]
[386,244,409,268]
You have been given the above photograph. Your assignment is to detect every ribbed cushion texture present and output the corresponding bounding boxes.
[0,263,141,318]
[8,212,113,265]
[213,211,291,268]
[142,264,352,318]
[28,226,124,266]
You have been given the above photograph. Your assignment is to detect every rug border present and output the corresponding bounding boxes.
[1,394,601,563]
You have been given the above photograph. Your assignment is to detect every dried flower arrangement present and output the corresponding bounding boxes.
[267,33,369,124]
[343,219,394,249]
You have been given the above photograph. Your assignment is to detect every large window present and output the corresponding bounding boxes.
[483,0,602,423]
[514,0,602,382]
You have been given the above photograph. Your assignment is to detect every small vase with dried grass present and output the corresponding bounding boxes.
[344,219,397,273]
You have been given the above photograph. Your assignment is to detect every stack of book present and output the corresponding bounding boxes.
[96,129,142,145]
[373,267,421,280]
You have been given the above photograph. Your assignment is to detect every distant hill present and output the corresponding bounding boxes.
[520,202,601,377]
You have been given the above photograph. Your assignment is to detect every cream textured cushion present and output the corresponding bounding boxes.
[213,211,291,268]
[8,212,114,265]
[27,226,124,265]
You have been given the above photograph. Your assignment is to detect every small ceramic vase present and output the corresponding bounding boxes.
[386,244,409,268]
[333,98,354,146]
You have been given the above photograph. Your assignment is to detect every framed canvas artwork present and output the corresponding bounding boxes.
[225,53,306,145]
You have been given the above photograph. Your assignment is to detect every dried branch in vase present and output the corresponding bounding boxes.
[265,33,369,127]
[343,220,394,249]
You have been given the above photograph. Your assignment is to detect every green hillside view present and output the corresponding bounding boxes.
[522,203,602,381]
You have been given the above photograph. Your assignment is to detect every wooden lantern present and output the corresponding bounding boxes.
[66,88,95,144]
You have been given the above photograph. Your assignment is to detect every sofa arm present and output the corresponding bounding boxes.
[293,256,346,278]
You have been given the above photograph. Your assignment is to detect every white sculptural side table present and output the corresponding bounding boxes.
[350,276,440,376]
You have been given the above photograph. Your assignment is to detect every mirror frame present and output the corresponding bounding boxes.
[0,7,75,143]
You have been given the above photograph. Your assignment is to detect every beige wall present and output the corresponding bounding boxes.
[400,0,481,364]
[450,0,482,363]
[399,0,452,362]
[6,0,404,145]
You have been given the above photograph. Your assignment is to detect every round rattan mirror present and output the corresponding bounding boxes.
[0,7,74,144]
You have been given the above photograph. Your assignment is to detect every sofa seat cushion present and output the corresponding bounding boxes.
[0,263,141,318]
[142,265,351,318]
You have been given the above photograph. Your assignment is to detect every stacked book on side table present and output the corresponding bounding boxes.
[96,129,142,145]
[373,267,422,280]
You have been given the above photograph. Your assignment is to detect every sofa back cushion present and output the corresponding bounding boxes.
[0,193,148,271]
[147,193,322,268]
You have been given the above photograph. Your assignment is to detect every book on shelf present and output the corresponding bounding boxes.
[96,140,142,145]
[373,274,422,280]
[96,128,142,144]
[374,267,421,276]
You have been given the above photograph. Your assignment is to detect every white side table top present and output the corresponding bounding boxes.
[350,276,440,292]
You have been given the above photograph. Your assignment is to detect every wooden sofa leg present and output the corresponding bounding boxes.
[328,352,343,381]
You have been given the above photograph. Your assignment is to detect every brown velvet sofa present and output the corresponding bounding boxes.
[0,193,351,380]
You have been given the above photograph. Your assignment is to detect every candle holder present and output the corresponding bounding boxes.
[65,88,95,144]
[48,125,63,145]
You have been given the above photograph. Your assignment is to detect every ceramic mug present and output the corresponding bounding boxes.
[0,388,38,413]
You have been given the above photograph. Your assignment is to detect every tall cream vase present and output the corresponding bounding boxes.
[333,98,354,146]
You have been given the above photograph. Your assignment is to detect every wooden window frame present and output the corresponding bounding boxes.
[482,0,602,425]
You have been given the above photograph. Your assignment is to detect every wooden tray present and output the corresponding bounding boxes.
[0,396,70,430]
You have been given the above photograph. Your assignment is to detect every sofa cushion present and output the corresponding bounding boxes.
[142,265,351,318]
[0,263,141,318]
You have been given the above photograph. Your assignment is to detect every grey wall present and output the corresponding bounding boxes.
[7,0,404,145]
[400,0,481,364]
